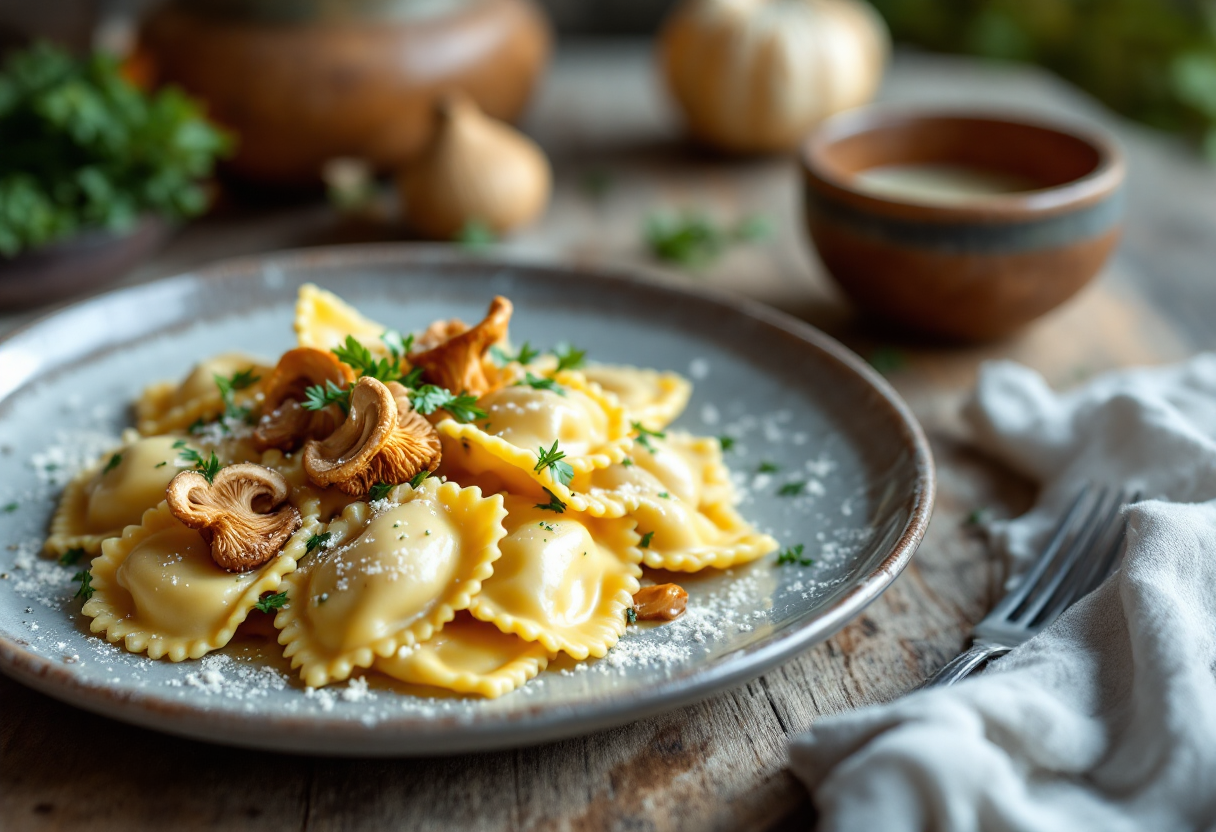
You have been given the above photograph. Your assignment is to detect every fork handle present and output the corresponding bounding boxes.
[922,643,1012,688]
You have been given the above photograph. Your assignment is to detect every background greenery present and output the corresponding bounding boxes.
[0,43,229,258]
[870,0,1216,156]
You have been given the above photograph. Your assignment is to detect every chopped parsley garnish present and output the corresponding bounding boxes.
[456,219,496,249]
[368,482,396,502]
[757,461,779,474]
[645,212,772,268]
[380,329,413,359]
[187,417,207,435]
[73,569,94,600]
[2,502,17,513]
[778,481,806,497]
[409,385,486,422]
[173,441,221,484]
[332,334,410,384]
[516,372,564,396]
[621,457,634,467]
[535,488,567,513]
[58,547,85,567]
[718,435,736,452]
[102,453,122,474]
[154,461,167,468]
[777,544,814,566]
[490,342,539,367]
[534,440,574,487]
[305,532,332,555]
[553,343,587,372]
[632,422,666,453]
[409,469,431,489]
[538,521,556,532]
[625,607,637,625]
[640,531,655,549]
[303,379,351,413]
[215,368,260,422]
[254,591,288,613]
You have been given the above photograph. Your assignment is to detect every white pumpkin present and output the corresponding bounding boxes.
[659,0,889,153]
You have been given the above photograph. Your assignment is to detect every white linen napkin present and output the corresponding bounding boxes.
[789,355,1216,832]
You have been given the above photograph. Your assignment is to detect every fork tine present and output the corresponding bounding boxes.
[1033,488,1134,626]
[1012,486,1116,626]
[986,484,1094,623]
[1075,489,1140,597]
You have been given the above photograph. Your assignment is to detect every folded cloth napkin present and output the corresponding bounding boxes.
[789,355,1216,832]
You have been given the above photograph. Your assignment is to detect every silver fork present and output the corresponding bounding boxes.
[925,484,1139,687]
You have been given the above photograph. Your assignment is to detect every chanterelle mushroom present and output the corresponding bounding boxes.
[166,463,303,572]
[253,348,356,451]
[302,377,442,496]
[410,296,512,397]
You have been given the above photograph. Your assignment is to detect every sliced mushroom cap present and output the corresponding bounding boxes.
[166,463,302,572]
[632,583,688,621]
[410,296,512,397]
[254,348,356,452]
[302,377,398,493]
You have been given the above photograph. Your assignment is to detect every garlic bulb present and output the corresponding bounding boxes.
[660,0,889,154]
[398,94,551,240]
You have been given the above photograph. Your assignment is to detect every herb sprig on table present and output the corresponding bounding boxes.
[645,212,772,269]
[0,43,231,257]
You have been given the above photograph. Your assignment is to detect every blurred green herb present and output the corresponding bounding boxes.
[777,544,814,567]
[580,168,614,201]
[868,347,907,375]
[455,219,496,250]
[58,547,85,567]
[254,591,288,613]
[0,42,231,257]
[645,211,772,268]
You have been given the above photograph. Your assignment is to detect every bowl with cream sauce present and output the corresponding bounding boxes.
[801,110,1124,341]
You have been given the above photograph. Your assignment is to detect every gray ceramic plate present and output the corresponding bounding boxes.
[0,245,933,756]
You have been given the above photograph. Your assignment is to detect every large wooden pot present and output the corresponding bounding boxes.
[140,0,552,185]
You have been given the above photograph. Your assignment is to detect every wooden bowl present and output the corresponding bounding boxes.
[0,219,168,310]
[139,0,551,186]
[801,110,1125,341]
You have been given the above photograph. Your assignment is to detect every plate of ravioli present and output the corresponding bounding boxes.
[0,246,933,755]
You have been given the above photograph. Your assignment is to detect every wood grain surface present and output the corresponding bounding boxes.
[0,42,1209,831]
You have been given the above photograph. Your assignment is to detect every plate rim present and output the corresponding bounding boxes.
[0,243,935,755]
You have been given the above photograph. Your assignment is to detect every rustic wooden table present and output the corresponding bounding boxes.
[3,41,1213,831]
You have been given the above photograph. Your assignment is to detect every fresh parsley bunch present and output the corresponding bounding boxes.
[0,43,231,257]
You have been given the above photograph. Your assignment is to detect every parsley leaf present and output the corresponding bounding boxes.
[778,481,806,497]
[625,607,637,625]
[645,212,772,269]
[535,488,567,513]
[102,452,122,474]
[640,531,655,549]
[58,547,85,567]
[1,502,16,513]
[553,343,586,372]
[214,368,260,422]
[490,342,539,367]
[657,491,670,499]
[966,507,992,526]
[534,441,574,487]
[332,335,406,383]
[73,569,94,600]
[777,544,814,566]
[380,329,413,359]
[539,521,557,532]
[368,482,396,502]
[409,385,486,422]
[757,461,779,474]
[254,591,288,613]
[305,532,332,555]
[516,372,565,396]
[409,469,431,489]
[455,219,496,250]
[632,422,666,453]
[621,457,634,467]
[718,435,736,452]
[173,441,221,484]
[302,379,351,413]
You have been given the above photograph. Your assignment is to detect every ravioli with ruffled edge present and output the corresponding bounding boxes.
[275,478,507,688]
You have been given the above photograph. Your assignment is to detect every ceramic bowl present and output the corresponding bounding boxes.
[801,110,1125,341]
[0,218,168,310]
